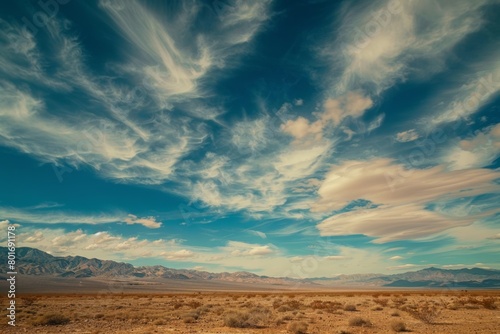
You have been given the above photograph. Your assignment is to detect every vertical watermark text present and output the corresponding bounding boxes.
[6,222,17,326]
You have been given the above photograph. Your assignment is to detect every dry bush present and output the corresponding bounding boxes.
[22,297,37,306]
[182,311,199,323]
[403,303,441,324]
[392,297,407,308]
[465,304,481,309]
[224,307,272,328]
[34,314,70,326]
[374,298,389,307]
[278,305,293,312]
[287,321,308,334]
[171,300,183,309]
[391,321,407,332]
[186,300,202,309]
[481,297,497,310]
[344,304,357,311]
[273,299,283,309]
[285,300,304,310]
[308,300,341,312]
[372,306,383,311]
[391,311,400,317]
[349,316,372,327]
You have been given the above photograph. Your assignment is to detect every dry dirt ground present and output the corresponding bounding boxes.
[1,291,499,333]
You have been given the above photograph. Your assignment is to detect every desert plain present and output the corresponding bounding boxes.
[1,278,499,334]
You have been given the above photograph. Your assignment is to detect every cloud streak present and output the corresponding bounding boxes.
[315,158,500,242]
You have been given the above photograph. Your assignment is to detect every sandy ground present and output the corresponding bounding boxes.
[0,290,499,333]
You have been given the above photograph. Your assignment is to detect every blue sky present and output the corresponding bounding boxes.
[0,0,499,277]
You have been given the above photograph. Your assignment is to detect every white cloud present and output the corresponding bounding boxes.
[24,231,44,243]
[324,255,348,261]
[444,123,500,170]
[162,249,195,260]
[333,0,493,95]
[442,263,491,269]
[14,227,185,261]
[294,99,304,106]
[124,214,162,229]
[281,92,373,140]
[0,207,162,229]
[395,129,419,142]
[430,55,500,125]
[222,241,276,257]
[247,230,267,239]
[389,255,403,260]
[100,0,271,116]
[314,158,500,242]
[386,263,427,271]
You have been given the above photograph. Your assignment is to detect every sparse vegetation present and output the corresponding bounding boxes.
[14,291,500,332]
[348,316,372,327]
[404,303,441,324]
[481,297,497,309]
[344,304,357,311]
[224,307,272,328]
[391,320,408,332]
[287,321,308,334]
[34,314,70,326]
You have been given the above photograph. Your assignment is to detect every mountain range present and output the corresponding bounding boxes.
[2,247,499,288]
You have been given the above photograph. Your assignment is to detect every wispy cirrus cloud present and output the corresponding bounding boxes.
[314,158,500,242]
[429,52,500,126]
[99,0,272,117]
[444,123,500,170]
[332,0,494,95]
[395,129,419,142]
[0,207,162,229]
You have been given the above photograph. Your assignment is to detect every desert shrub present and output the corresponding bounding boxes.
[391,311,400,316]
[465,304,481,309]
[404,303,441,324]
[224,307,272,328]
[372,306,383,311]
[224,312,248,328]
[344,304,357,311]
[348,316,372,327]
[287,321,308,334]
[391,321,407,332]
[392,297,407,308]
[273,299,283,309]
[309,300,341,312]
[94,313,105,319]
[374,298,389,307]
[285,300,304,310]
[22,297,36,306]
[278,305,293,312]
[186,300,202,309]
[481,297,497,310]
[172,300,183,309]
[34,314,70,326]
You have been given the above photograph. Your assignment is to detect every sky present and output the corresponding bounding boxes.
[0,0,499,278]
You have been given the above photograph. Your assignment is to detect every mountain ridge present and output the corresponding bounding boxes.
[2,247,499,288]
